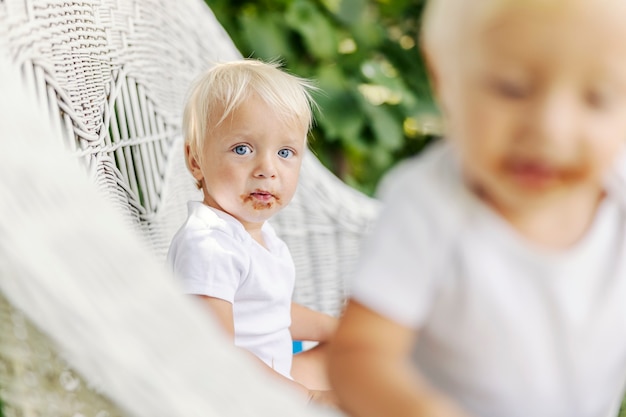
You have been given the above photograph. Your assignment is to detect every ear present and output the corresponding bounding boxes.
[421,42,443,106]
[421,43,435,88]
[185,143,204,182]
[420,43,451,125]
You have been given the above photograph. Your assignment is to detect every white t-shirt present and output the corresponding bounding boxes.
[352,142,626,417]
[167,202,295,378]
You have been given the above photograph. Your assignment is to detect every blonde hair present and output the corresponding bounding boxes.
[421,0,573,66]
[183,59,317,172]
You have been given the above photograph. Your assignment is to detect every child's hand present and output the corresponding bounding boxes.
[308,389,339,408]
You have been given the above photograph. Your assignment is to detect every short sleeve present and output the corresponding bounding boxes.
[350,149,452,329]
[168,229,248,303]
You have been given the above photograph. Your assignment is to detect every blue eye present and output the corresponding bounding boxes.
[233,145,251,155]
[278,148,294,159]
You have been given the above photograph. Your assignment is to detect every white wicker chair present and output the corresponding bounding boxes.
[0,0,379,317]
[0,71,344,416]
[0,0,379,415]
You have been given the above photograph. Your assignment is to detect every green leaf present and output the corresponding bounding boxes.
[335,0,368,25]
[285,1,338,60]
[317,92,364,142]
[239,12,292,61]
[207,0,436,195]
[362,102,404,151]
[315,64,346,91]
[312,66,364,141]
[369,143,394,169]
[349,19,385,49]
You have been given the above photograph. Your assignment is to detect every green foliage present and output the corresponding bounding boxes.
[206,0,440,195]
[620,396,626,417]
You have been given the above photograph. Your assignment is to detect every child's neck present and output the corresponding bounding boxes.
[245,224,267,249]
[492,187,605,250]
[201,199,269,249]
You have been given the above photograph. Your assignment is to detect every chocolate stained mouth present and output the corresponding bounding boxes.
[241,192,280,210]
[502,159,588,184]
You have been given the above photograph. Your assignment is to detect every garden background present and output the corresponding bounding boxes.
[206,0,439,195]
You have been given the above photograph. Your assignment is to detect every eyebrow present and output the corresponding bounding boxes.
[217,130,306,146]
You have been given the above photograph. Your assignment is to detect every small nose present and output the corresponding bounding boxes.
[253,152,277,178]
[533,90,579,147]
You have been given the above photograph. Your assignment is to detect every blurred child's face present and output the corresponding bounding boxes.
[188,94,306,231]
[435,1,626,215]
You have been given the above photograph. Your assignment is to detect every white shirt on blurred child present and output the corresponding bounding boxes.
[351,142,626,417]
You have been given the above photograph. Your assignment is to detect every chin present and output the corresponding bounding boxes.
[243,212,274,223]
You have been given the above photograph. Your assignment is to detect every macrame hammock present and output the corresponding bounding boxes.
[0,0,379,415]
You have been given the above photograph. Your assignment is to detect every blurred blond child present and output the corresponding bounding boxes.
[328,1,626,416]
[167,59,337,406]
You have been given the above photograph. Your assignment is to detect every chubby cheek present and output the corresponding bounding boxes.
[281,166,302,204]
[458,148,500,194]
[452,133,508,202]
[212,159,247,185]
[281,177,299,204]
[584,120,626,174]
[451,116,504,175]
[449,95,499,151]
[587,141,625,181]
[203,164,243,195]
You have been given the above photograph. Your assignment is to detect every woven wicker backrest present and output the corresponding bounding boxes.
[0,2,365,415]
[0,0,379,318]
[0,56,342,415]
[0,0,379,415]
[0,0,238,241]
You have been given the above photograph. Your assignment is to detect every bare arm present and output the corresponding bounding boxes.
[195,295,235,338]
[289,302,339,406]
[328,299,471,417]
[290,302,338,342]
[193,295,314,402]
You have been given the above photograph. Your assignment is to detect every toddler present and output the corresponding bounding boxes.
[167,59,337,406]
[328,1,626,416]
